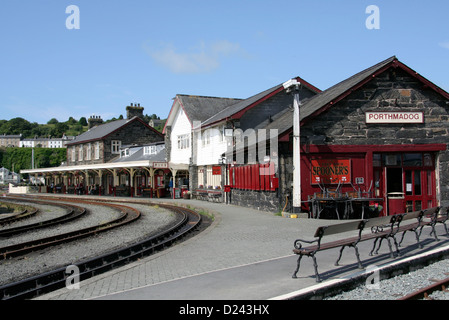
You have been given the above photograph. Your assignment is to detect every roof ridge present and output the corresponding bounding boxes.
[321,55,396,93]
[177,94,242,101]
[200,83,283,126]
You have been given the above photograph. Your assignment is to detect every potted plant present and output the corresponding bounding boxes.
[183,191,191,199]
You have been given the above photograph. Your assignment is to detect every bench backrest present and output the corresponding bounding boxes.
[314,220,365,238]
[402,210,423,222]
[423,206,440,219]
[364,214,400,229]
[437,206,449,218]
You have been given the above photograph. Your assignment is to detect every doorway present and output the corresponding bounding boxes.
[374,152,436,215]
[386,167,404,215]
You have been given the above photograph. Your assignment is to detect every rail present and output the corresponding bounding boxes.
[0,197,202,300]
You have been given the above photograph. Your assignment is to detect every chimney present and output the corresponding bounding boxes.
[88,115,103,129]
[126,103,144,119]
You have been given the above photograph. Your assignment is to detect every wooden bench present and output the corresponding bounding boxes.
[292,207,446,282]
[363,214,403,258]
[193,190,209,201]
[208,191,222,202]
[142,188,153,198]
[396,207,438,249]
[292,220,366,282]
[427,206,449,241]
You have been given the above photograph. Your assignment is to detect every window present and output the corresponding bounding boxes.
[95,142,100,159]
[111,140,121,154]
[86,143,92,160]
[144,145,157,155]
[201,130,210,146]
[71,147,76,162]
[177,134,190,149]
[120,148,130,158]
[403,153,422,166]
[219,126,224,142]
[78,145,83,161]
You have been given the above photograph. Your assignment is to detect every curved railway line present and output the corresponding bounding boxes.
[0,199,87,238]
[0,195,202,300]
[0,204,39,225]
[399,276,449,300]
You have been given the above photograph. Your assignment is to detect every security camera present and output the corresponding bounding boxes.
[283,78,300,90]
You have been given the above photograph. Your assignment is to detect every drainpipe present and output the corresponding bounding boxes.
[283,79,302,214]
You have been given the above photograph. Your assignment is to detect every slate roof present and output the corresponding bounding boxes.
[111,144,166,163]
[176,95,242,123]
[67,117,162,145]
[201,84,282,126]
[264,56,399,136]
[67,119,129,145]
[202,76,321,127]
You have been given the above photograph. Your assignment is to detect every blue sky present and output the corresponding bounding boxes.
[0,1,448,124]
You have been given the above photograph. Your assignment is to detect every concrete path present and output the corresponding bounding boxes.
[33,196,449,301]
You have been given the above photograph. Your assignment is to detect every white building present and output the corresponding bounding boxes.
[164,79,320,194]
[0,167,20,185]
[163,95,241,188]
[19,135,73,148]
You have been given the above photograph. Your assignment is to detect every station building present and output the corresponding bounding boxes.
[21,104,168,197]
[19,56,449,218]
[236,56,449,217]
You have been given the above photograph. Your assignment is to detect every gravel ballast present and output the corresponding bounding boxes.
[0,200,180,286]
[327,258,449,300]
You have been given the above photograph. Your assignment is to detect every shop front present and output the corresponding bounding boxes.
[301,144,445,218]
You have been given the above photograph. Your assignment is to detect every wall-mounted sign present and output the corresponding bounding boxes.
[311,159,351,184]
[212,166,221,175]
[365,112,423,124]
[153,162,168,168]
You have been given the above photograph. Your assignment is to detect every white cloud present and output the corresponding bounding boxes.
[438,41,449,50]
[145,40,244,74]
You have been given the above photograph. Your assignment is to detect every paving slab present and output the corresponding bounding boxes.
[30,195,449,301]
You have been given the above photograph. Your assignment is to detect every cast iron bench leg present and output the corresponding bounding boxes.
[335,245,363,269]
[429,226,440,241]
[353,245,363,268]
[369,238,379,256]
[292,255,303,279]
[335,245,346,266]
[312,255,321,283]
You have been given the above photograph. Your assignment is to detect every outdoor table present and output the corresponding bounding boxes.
[310,196,349,220]
[347,197,384,219]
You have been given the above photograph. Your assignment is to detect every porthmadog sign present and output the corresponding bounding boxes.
[365,112,423,124]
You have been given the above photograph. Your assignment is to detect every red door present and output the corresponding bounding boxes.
[404,169,435,211]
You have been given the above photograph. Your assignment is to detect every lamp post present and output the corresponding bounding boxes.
[283,79,302,214]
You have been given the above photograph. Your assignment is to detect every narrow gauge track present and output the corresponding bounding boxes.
[0,197,140,261]
[399,276,449,300]
[0,204,39,225]
[0,195,202,300]
[0,197,87,237]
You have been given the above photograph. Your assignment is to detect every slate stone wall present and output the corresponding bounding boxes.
[69,120,163,166]
[230,189,280,212]
[300,68,449,205]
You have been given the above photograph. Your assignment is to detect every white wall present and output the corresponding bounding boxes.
[170,107,192,164]
[196,125,228,166]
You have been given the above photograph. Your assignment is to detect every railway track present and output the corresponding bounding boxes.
[0,195,202,300]
[0,198,87,237]
[0,202,39,225]
[399,276,449,300]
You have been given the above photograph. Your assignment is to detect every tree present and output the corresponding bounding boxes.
[54,122,69,136]
[67,117,78,125]
[78,117,87,126]
[47,118,59,125]
[0,118,33,136]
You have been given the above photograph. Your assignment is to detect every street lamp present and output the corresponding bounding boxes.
[283,78,302,214]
